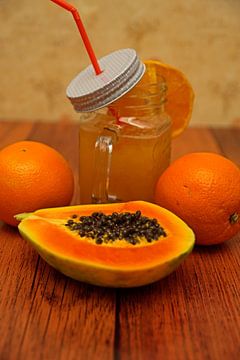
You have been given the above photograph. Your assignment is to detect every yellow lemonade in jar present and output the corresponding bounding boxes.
[79,76,171,204]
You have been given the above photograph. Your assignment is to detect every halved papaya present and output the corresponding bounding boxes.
[16,201,195,287]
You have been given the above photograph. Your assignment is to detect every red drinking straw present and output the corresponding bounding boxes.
[50,0,102,75]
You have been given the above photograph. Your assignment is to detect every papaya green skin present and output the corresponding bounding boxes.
[18,227,194,288]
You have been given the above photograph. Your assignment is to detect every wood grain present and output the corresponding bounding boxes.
[117,231,240,360]
[0,121,116,360]
[117,126,240,360]
[0,122,239,360]
[211,127,240,165]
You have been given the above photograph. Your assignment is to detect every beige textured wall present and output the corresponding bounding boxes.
[0,0,240,126]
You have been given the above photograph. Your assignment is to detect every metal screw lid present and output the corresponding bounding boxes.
[66,48,145,112]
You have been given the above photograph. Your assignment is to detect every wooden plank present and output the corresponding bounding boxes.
[116,237,240,360]
[0,121,33,147]
[0,123,239,360]
[117,128,240,360]
[0,122,116,360]
[171,127,221,161]
[0,224,116,360]
[211,127,240,164]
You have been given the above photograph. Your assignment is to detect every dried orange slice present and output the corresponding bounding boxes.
[144,60,194,137]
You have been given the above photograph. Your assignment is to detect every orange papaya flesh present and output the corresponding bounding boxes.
[17,201,195,287]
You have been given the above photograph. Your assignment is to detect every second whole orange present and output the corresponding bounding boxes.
[154,152,240,245]
[0,141,74,226]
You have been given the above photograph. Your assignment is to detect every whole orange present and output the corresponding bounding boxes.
[0,141,74,226]
[154,152,240,245]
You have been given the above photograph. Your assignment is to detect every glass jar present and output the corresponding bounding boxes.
[78,78,171,204]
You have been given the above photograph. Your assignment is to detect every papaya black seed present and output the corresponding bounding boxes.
[66,210,167,245]
[83,225,91,231]
[122,229,128,237]
[96,238,103,244]
[129,238,137,245]
[135,210,141,218]
[92,212,99,218]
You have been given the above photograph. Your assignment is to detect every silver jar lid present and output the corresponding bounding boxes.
[66,48,145,112]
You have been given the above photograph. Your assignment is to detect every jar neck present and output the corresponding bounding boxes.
[108,79,167,119]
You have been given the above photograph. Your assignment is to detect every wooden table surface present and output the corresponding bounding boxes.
[0,121,239,360]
